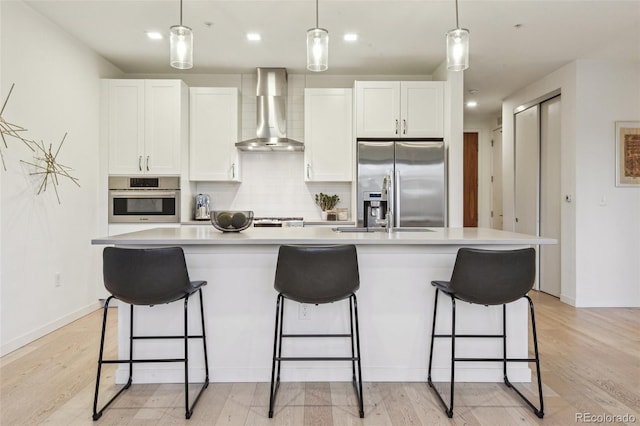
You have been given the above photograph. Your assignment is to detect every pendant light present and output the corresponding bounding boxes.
[170,0,193,69]
[446,0,469,71]
[306,0,328,72]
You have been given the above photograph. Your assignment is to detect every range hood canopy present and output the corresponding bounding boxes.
[236,67,304,152]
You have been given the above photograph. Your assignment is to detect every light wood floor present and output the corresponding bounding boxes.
[1,291,638,425]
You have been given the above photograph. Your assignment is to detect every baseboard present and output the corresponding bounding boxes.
[560,294,576,306]
[0,301,101,356]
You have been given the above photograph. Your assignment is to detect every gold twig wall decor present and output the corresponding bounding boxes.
[1,83,80,203]
[0,83,35,171]
[20,133,80,204]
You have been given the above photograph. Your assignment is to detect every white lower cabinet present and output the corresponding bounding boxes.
[189,87,241,181]
[304,88,353,182]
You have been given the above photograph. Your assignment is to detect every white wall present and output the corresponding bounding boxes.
[0,1,122,355]
[502,47,639,307]
[434,63,464,227]
[573,59,640,307]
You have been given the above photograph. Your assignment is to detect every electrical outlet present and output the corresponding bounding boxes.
[299,303,310,320]
[54,273,61,287]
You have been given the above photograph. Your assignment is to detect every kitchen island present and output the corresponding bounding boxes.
[91,226,555,385]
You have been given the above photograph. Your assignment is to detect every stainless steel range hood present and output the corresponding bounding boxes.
[235,68,304,152]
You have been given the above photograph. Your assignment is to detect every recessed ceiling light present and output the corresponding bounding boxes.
[146,31,163,40]
[247,33,261,41]
[343,33,358,42]
[466,101,478,108]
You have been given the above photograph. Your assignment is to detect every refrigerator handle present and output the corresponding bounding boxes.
[395,171,401,227]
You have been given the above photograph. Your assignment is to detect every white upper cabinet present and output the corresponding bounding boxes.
[189,87,240,181]
[400,82,444,137]
[355,81,400,138]
[106,80,144,174]
[106,79,186,175]
[304,88,353,182]
[355,81,444,138]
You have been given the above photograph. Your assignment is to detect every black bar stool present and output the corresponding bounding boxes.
[268,244,364,418]
[427,247,544,418]
[93,247,209,420]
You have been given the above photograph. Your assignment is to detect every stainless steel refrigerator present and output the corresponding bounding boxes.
[357,139,446,227]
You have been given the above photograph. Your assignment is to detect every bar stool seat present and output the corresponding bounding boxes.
[427,247,544,418]
[268,244,364,418]
[93,247,209,420]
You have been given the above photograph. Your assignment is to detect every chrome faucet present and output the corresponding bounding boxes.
[375,175,393,232]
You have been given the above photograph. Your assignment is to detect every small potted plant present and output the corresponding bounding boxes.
[315,193,340,220]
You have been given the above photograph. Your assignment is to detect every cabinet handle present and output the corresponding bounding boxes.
[402,119,407,135]
[395,119,399,135]
[146,155,149,171]
[395,171,401,227]
[232,162,235,179]
[138,155,142,171]
[306,164,311,179]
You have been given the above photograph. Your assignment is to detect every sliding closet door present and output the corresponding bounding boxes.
[514,95,562,296]
[540,96,561,297]
[514,105,540,237]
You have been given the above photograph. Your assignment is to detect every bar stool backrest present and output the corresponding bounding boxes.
[274,245,359,304]
[103,247,192,306]
[449,248,536,305]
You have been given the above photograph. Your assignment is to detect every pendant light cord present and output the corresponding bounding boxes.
[180,0,183,26]
[316,0,319,28]
[454,0,460,29]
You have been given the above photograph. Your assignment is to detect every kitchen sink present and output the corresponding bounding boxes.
[391,227,434,232]
[333,227,433,233]
[333,227,386,233]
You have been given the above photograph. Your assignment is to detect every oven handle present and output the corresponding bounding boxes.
[109,191,178,198]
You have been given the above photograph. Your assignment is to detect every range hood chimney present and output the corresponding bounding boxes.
[235,68,304,152]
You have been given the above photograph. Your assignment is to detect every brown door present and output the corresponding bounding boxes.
[463,132,478,227]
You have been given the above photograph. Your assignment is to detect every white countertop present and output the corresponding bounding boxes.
[92,226,556,246]
[180,220,355,226]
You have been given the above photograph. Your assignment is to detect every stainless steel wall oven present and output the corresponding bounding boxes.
[108,176,180,223]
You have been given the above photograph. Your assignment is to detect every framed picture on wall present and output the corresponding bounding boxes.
[615,121,640,187]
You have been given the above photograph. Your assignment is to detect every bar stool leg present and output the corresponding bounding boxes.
[427,289,455,418]
[268,294,284,418]
[349,296,357,384]
[128,304,134,385]
[502,296,544,419]
[427,289,439,385]
[351,294,365,418]
[199,289,210,384]
[528,295,545,418]
[502,304,508,383]
[448,297,456,418]
[182,290,211,419]
[184,295,191,419]
[92,298,133,421]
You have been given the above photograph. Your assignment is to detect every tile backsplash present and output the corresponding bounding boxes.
[196,152,352,220]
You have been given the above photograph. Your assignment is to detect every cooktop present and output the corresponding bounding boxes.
[253,217,304,227]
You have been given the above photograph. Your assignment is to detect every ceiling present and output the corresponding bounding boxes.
[24,0,640,121]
